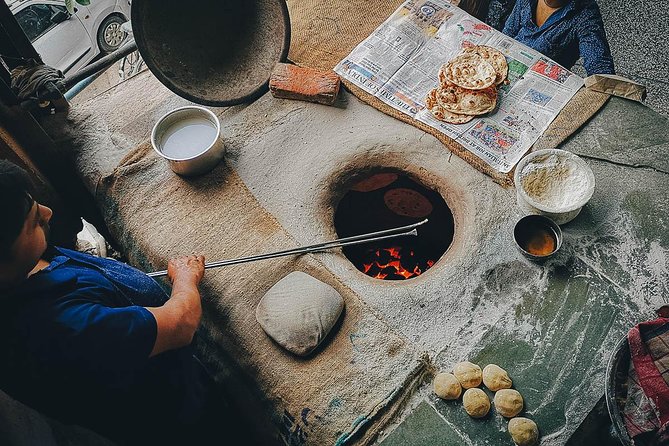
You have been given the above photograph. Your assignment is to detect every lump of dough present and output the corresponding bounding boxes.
[462,388,490,418]
[453,361,482,389]
[494,389,524,418]
[508,417,539,446]
[433,372,462,400]
[482,364,512,391]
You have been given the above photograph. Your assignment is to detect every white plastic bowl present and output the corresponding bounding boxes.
[514,149,595,225]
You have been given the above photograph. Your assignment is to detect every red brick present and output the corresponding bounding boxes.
[269,63,341,105]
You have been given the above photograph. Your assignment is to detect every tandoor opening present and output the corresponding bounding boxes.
[334,172,454,280]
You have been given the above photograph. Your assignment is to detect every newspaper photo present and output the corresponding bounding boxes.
[334,0,584,173]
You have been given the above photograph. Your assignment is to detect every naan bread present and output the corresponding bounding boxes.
[435,82,497,116]
[384,188,433,218]
[350,173,398,192]
[464,45,508,85]
[440,53,496,90]
[425,88,474,124]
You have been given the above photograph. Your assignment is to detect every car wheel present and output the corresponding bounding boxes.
[97,15,127,54]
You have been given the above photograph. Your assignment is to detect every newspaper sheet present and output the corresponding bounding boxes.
[334,0,584,173]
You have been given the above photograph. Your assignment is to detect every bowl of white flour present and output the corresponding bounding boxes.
[514,149,595,225]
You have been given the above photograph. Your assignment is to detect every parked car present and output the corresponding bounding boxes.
[7,0,131,75]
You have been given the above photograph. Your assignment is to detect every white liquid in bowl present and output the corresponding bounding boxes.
[160,117,218,159]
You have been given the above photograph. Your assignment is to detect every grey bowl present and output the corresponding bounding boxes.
[513,214,563,261]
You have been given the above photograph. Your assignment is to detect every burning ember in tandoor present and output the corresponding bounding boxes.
[360,245,436,280]
[335,172,453,281]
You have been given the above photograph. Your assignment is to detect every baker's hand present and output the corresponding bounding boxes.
[167,255,205,285]
[149,255,205,356]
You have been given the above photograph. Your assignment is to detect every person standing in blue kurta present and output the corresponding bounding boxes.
[501,0,615,75]
[0,160,229,445]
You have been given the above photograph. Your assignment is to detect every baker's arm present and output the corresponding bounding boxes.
[578,4,615,75]
[146,255,205,356]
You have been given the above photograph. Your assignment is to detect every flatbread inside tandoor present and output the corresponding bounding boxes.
[441,53,496,90]
[384,188,433,218]
[350,173,398,192]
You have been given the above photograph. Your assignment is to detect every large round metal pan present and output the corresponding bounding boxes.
[131,0,290,106]
[606,335,634,446]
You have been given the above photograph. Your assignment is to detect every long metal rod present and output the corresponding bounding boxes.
[59,40,137,92]
[147,219,428,278]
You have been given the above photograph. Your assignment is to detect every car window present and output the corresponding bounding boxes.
[14,4,66,43]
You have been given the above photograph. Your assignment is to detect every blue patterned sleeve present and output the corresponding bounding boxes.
[577,3,615,75]
[502,0,523,37]
[487,0,517,31]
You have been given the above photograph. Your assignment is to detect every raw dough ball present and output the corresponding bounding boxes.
[433,372,462,400]
[462,388,490,418]
[494,389,524,418]
[453,361,482,389]
[482,364,513,391]
[508,417,539,446]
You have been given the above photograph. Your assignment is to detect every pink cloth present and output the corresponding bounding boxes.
[624,317,669,443]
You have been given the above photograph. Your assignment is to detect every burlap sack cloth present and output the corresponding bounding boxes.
[97,144,427,445]
[285,0,610,185]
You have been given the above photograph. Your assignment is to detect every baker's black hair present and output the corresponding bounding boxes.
[0,160,35,261]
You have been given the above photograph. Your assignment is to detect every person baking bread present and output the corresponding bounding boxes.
[500,0,615,75]
[0,160,225,445]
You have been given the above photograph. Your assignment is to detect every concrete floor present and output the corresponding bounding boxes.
[572,0,668,117]
[602,0,669,118]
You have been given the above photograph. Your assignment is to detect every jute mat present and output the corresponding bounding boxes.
[286,0,611,185]
[96,144,427,445]
[286,0,405,72]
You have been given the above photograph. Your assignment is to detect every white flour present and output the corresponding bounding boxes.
[520,154,591,210]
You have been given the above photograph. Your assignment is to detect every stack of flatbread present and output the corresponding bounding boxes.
[425,45,508,125]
